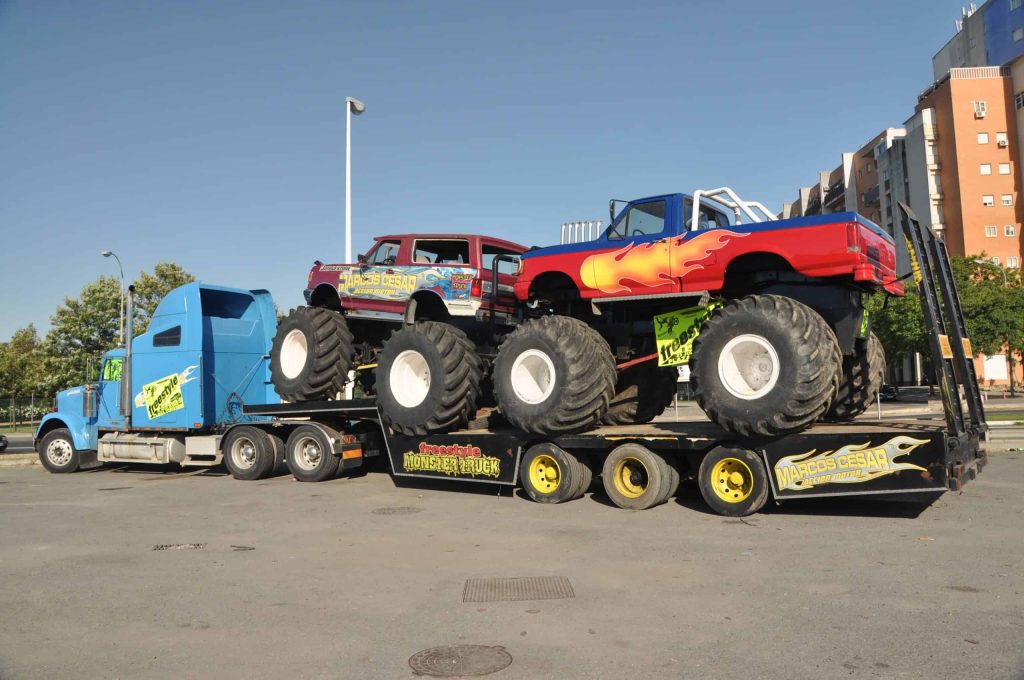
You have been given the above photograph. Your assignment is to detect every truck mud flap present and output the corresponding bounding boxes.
[760,427,949,500]
[383,431,523,486]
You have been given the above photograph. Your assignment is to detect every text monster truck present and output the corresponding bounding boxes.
[271,234,525,435]
[497,187,902,438]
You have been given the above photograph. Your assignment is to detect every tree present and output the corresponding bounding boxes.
[42,275,122,392]
[866,285,927,370]
[0,325,46,397]
[132,262,196,334]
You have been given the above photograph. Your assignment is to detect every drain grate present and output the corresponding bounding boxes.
[409,645,511,677]
[463,576,574,603]
[152,543,206,551]
[372,506,422,515]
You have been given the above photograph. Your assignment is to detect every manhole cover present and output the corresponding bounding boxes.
[463,576,574,603]
[409,645,511,677]
[372,506,422,515]
[152,543,206,551]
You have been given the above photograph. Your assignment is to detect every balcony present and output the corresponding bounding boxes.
[863,186,880,207]
[824,181,846,208]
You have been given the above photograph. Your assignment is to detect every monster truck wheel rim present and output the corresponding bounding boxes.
[509,349,556,405]
[46,438,73,467]
[293,436,323,471]
[280,329,309,379]
[390,350,431,408]
[717,334,780,400]
[230,437,257,470]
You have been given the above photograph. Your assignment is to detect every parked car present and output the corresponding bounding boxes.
[0,434,8,452]
[879,384,900,402]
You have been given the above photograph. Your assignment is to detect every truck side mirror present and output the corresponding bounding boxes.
[357,253,367,264]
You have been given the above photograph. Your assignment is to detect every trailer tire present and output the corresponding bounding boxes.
[601,443,672,510]
[38,428,80,474]
[520,443,589,504]
[270,307,353,402]
[698,446,770,516]
[494,315,615,436]
[375,322,483,436]
[603,362,678,425]
[223,426,278,481]
[286,425,341,482]
[571,451,594,499]
[691,295,840,438]
[823,332,886,421]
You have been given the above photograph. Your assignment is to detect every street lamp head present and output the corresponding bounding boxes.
[346,97,365,115]
[101,251,113,257]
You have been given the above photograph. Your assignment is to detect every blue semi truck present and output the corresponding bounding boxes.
[33,208,987,514]
[34,282,364,481]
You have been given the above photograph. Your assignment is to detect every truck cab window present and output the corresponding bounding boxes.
[101,358,123,382]
[413,239,470,265]
[482,245,521,275]
[153,325,182,347]
[606,200,666,241]
[684,200,731,230]
[366,240,401,265]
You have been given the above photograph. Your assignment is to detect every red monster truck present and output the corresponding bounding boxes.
[494,188,902,438]
[271,234,526,435]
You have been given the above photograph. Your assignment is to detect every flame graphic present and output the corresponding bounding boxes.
[774,435,929,491]
[580,230,749,294]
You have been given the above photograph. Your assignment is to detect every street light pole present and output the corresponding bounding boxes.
[101,250,125,345]
[345,96,365,264]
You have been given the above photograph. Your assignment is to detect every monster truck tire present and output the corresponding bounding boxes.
[493,315,615,436]
[270,307,353,402]
[375,321,483,436]
[691,295,841,438]
[603,361,678,425]
[823,332,886,422]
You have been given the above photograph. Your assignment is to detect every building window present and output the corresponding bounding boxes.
[978,132,990,144]
[1014,0,1023,9]
[1000,163,1012,175]
[1009,256,1020,268]
[997,132,1009,145]
[983,195,995,206]
[1016,28,1024,42]
[986,225,998,237]
[981,163,992,175]
[992,256,1001,265]
[1003,194,1014,206]
[1017,92,1024,110]
[1006,225,1017,236]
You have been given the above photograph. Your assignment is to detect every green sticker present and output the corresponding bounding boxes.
[142,373,184,420]
[653,303,721,367]
[859,310,870,339]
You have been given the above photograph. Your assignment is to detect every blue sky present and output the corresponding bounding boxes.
[0,0,972,340]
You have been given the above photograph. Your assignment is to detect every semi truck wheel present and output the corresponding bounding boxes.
[270,307,353,402]
[697,446,770,517]
[38,428,80,474]
[494,315,615,436]
[285,425,341,482]
[519,443,591,504]
[375,322,483,436]
[823,332,885,421]
[601,443,673,510]
[690,295,841,438]
[223,426,278,481]
[602,362,678,425]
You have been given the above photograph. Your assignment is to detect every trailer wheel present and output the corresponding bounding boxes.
[270,307,353,402]
[38,428,80,474]
[520,443,590,503]
[691,295,841,438]
[494,315,615,436]
[223,426,278,481]
[823,332,885,421]
[375,322,483,436]
[603,362,678,425]
[601,443,672,510]
[286,425,341,482]
[697,446,770,517]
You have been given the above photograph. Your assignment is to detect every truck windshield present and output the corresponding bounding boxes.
[606,200,666,240]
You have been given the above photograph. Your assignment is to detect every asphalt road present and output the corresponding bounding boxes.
[0,452,1021,680]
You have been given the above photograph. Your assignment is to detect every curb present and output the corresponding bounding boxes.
[0,454,39,468]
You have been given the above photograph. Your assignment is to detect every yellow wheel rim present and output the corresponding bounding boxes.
[528,454,561,494]
[710,458,754,503]
[613,458,649,499]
